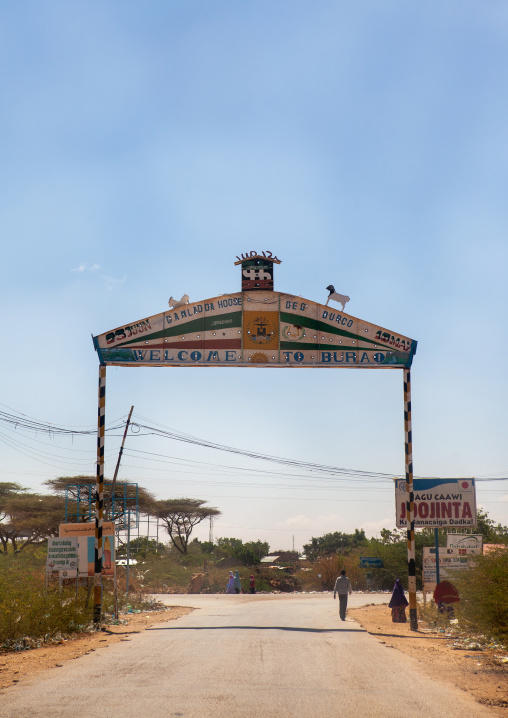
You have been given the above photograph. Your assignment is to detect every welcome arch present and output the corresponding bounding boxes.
[92,254,418,627]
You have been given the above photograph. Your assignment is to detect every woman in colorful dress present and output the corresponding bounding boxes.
[433,580,460,617]
[388,578,409,622]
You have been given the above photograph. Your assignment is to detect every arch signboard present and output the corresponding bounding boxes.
[90,253,418,629]
[93,262,416,370]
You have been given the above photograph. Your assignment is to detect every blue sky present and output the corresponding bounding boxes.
[1,1,507,551]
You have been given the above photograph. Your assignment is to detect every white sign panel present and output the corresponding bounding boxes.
[47,538,79,576]
[394,478,476,529]
[423,546,480,589]
[446,534,483,550]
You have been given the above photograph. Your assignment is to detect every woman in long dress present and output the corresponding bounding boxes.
[233,570,242,594]
[388,579,409,622]
[226,572,235,594]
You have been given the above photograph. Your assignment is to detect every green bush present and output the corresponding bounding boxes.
[124,553,195,592]
[0,554,93,649]
[452,549,508,642]
[0,552,166,649]
[417,595,454,630]
[104,591,164,614]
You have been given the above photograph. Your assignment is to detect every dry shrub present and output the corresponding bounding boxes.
[268,573,300,592]
[0,554,165,650]
[312,555,341,589]
[309,552,369,591]
[452,548,508,641]
[0,555,93,648]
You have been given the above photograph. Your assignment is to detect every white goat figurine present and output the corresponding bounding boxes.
[326,285,350,311]
[168,294,190,309]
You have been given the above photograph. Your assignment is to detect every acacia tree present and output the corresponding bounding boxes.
[0,482,26,520]
[156,498,221,554]
[45,475,156,521]
[0,493,65,553]
[0,482,27,552]
[303,529,367,561]
[216,537,270,565]
[475,508,508,544]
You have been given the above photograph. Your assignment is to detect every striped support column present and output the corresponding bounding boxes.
[93,364,106,625]
[404,368,418,631]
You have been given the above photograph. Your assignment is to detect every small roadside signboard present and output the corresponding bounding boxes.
[47,537,79,577]
[59,522,115,577]
[360,557,383,568]
[446,534,483,550]
[422,546,481,593]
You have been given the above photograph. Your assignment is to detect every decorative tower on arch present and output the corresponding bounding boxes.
[234,251,282,291]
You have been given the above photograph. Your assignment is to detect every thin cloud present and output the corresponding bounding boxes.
[101,274,126,291]
[276,513,341,530]
[71,263,101,272]
[70,263,124,290]
[277,515,312,529]
[361,518,394,536]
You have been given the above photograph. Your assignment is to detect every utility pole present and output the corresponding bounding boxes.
[209,515,214,544]
[126,515,131,597]
[110,405,134,515]
[104,405,133,621]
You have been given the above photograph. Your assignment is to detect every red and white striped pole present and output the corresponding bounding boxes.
[94,364,106,625]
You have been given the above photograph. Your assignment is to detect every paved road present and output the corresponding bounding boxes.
[0,593,493,718]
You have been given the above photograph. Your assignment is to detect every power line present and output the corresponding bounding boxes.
[0,406,506,482]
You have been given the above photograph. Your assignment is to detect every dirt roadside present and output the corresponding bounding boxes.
[349,603,508,716]
[0,606,192,694]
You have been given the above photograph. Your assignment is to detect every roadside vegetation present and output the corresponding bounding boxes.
[416,549,508,647]
[452,547,508,643]
[0,549,161,651]
[1,475,507,650]
[0,551,91,650]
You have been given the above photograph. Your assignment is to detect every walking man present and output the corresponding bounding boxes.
[333,569,353,621]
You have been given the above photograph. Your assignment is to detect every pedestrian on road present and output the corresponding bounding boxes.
[333,570,353,621]
[388,579,409,623]
[233,570,242,594]
[226,572,235,594]
[249,575,256,594]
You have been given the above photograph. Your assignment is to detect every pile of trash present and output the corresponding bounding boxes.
[447,635,508,659]
[1,627,94,653]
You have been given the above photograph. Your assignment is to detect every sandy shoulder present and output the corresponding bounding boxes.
[349,603,508,716]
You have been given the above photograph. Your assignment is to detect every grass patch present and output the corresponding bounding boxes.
[0,554,93,650]
[418,597,456,631]
[0,552,168,651]
[417,548,508,645]
[452,548,508,643]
